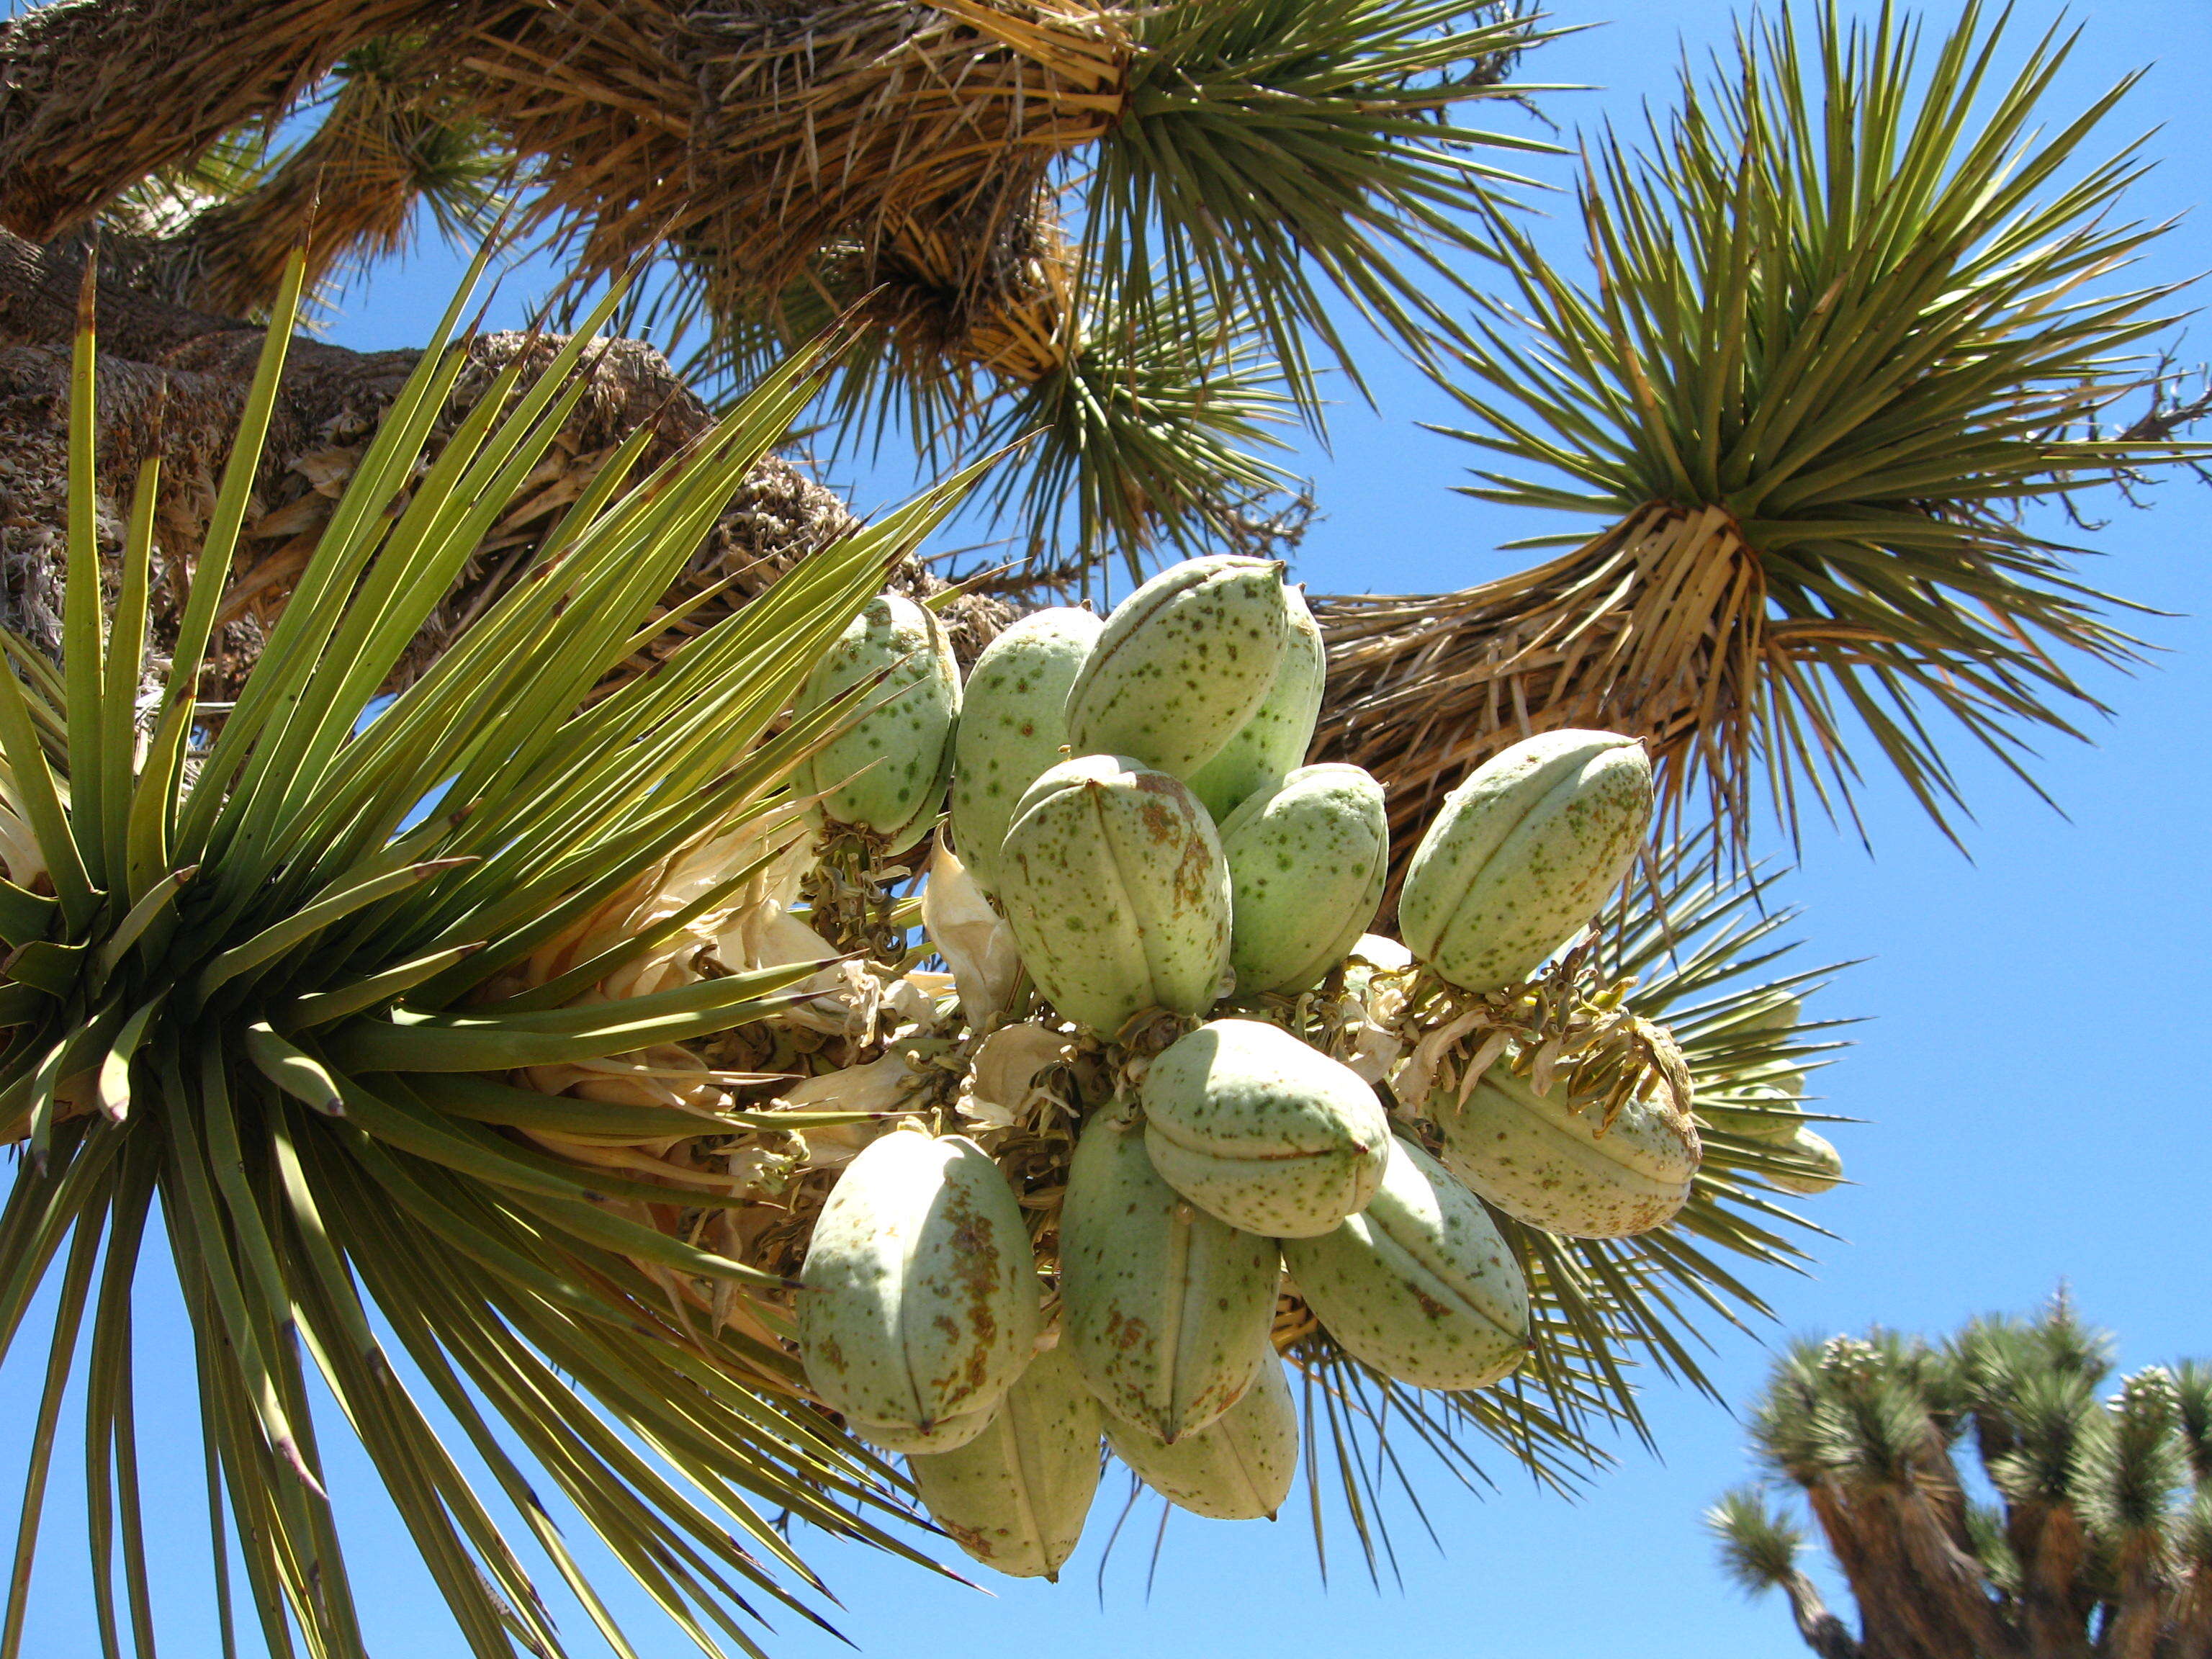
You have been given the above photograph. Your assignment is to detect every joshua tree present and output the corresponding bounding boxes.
[0,3,2200,1650]
[1711,1297,2212,1659]
[1315,3,2211,860]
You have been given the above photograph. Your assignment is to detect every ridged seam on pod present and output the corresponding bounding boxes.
[1282,1136,1529,1390]
[1058,1105,1280,1443]
[948,607,1105,898]
[794,593,962,854]
[996,755,1231,1038]
[1433,1068,1699,1241]
[1105,1346,1299,1520]
[907,1345,1103,1580]
[1064,555,1290,779]
[1141,1018,1390,1238]
[797,1128,1042,1452]
[1187,585,1326,822]
[1219,764,1388,995]
[1398,729,1654,994]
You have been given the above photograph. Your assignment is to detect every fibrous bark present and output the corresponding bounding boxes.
[0,0,467,242]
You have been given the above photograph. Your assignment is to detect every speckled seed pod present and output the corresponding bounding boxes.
[1433,1068,1700,1240]
[1219,764,1388,996]
[948,608,1105,898]
[797,1129,1042,1453]
[1141,1018,1390,1238]
[1398,730,1653,994]
[996,755,1231,1038]
[1058,1105,1280,1443]
[1767,1126,1843,1195]
[794,593,961,853]
[1064,555,1290,780]
[1105,1346,1299,1520]
[1282,1137,1529,1390]
[907,1346,1104,1580]
[1186,587,1327,823]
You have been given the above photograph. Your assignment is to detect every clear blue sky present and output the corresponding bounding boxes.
[4,2,2210,1655]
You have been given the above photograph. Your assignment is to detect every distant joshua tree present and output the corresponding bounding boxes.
[1710,1297,2212,1659]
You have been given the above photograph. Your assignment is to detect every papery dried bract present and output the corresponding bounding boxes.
[510,809,818,1113]
[922,840,1022,1030]
[958,1022,1068,1133]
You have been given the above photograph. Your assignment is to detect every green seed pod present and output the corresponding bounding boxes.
[798,1128,1042,1452]
[1433,1068,1699,1240]
[1745,994,1812,1099]
[1219,764,1388,995]
[1694,1084,1805,1144]
[949,608,1105,898]
[1058,1105,1280,1443]
[1398,730,1653,994]
[1064,555,1290,779]
[1768,1126,1843,1195]
[1186,587,1326,822]
[1141,1018,1390,1238]
[1282,1137,1529,1390]
[907,1345,1103,1580]
[1698,991,1811,1106]
[1105,1346,1298,1520]
[997,755,1231,1038]
[1744,994,1804,1038]
[794,593,961,853]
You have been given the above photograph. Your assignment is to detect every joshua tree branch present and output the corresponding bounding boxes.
[0,0,474,241]
[1774,1569,1863,1659]
[0,222,256,359]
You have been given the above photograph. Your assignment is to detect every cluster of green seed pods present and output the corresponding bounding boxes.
[785,555,1838,1575]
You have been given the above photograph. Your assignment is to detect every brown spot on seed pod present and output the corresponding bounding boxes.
[935,1184,1004,1396]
